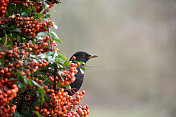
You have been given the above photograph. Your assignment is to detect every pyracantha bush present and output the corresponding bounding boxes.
[0,0,89,117]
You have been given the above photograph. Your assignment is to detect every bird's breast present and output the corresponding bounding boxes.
[70,68,84,91]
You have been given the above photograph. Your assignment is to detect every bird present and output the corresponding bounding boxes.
[66,51,97,95]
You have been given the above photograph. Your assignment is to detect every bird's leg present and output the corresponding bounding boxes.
[64,88,72,93]
[70,88,78,94]
[64,88,78,95]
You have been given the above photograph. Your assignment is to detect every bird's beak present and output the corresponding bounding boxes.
[88,54,98,59]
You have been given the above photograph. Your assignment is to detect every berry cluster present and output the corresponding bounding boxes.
[22,36,51,55]
[35,88,89,117]
[0,0,9,17]
[0,84,18,117]
[14,15,39,37]
[10,0,27,4]
[0,14,53,37]
[23,1,56,14]
[0,0,90,116]
[13,14,53,37]
[57,63,79,87]
[0,39,50,78]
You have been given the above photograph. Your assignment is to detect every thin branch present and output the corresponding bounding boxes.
[3,34,7,46]
[43,0,53,51]
[53,62,57,90]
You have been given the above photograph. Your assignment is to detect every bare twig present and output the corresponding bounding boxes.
[53,62,57,90]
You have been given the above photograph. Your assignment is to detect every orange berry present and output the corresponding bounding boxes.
[11,89,16,94]
[50,89,54,93]
[0,70,4,74]
[70,67,74,72]
[74,64,77,67]
[72,56,76,60]
[16,64,20,68]
[65,81,69,86]
[71,77,76,82]
[34,106,39,110]
[4,67,8,72]
[8,63,13,67]
[7,90,11,95]
[0,95,3,99]
[46,36,50,40]
[0,52,5,56]
[28,48,32,51]
[38,80,43,85]
[60,88,64,93]
[43,86,48,90]
[12,84,17,89]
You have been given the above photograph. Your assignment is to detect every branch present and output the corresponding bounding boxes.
[53,62,57,90]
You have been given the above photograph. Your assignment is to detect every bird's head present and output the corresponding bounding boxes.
[70,51,98,63]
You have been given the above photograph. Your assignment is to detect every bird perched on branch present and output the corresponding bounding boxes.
[66,51,97,95]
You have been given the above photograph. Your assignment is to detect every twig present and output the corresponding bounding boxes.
[3,34,7,46]
[53,62,57,90]
[43,0,53,51]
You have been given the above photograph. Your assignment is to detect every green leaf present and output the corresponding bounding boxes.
[27,79,32,85]
[39,54,46,59]
[24,78,29,85]
[63,60,71,67]
[50,9,56,13]
[43,26,48,30]
[17,35,20,41]
[53,37,62,44]
[57,82,62,87]
[33,59,38,63]
[13,111,22,117]
[17,82,24,89]
[51,31,62,44]
[45,14,51,18]
[24,59,29,66]
[57,63,63,68]
[33,70,46,76]
[39,88,45,104]
[32,80,45,103]
[44,93,50,103]
[53,23,58,29]
[32,80,42,89]
[32,6,37,12]
[81,67,86,71]
[64,85,71,90]
[39,8,45,14]
[37,32,48,37]
[58,71,64,81]
[27,8,32,11]
[55,58,61,64]
[57,0,61,4]
[57,54,66,60]
[46,51,54,56]
[32,111,41,117]
[21,12,28,17]
[17,72,23,80]
[9,78,17,80]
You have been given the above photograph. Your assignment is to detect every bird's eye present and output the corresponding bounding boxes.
[81,54,86,58]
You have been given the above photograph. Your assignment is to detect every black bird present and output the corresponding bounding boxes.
[66,51,97,95]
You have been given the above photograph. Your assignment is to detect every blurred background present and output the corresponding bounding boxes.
[51,0,176,117]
